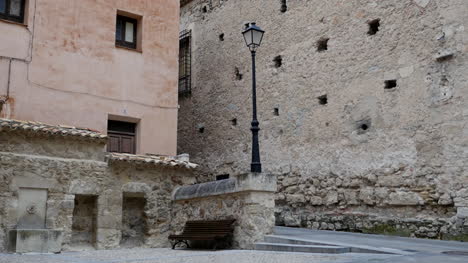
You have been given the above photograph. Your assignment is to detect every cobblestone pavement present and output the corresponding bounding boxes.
[0,248,399,263]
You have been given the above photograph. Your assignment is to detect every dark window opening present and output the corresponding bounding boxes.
[384,80,397,90]
[360,124,369,130]
[216,174,230,181]
[179,30,192,96]
[280,0,287,13]
[231,118,237,126]
[116,15,138,49]
[318,95,328,105]
[202,6,207,13]
[198,127,205,133]
[235,67,243,80]
[273,55,283,68]
[368,19,380,35]
[317,38,329,52]
[274,108,279,116]
[219,33,224,41]
[0,0,26,23]
[107,120,136,154]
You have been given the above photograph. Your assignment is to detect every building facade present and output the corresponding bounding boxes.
[0,0,180,156]
[0,0,197,253]
[0,119,198,252]
[178,0,468,239]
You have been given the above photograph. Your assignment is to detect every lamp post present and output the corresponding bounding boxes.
[242,22,265,173]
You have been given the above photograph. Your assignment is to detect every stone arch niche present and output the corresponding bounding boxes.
[120,183,151,248]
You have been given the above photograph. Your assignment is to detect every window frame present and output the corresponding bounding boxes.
[0,0,26,24]
[115,15,138,50]
[107,120,137,154]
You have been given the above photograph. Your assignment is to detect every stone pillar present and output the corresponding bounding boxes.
[96,190,122,250]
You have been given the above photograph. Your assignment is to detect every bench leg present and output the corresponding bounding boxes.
[172,240,190,249]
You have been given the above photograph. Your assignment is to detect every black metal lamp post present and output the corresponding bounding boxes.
[242,22,265,173]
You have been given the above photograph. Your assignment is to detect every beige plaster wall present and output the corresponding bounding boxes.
[0,0,180,155]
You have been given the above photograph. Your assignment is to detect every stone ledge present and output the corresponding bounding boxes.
[172,173,277,201]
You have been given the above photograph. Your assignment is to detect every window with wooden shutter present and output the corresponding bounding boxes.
[107,120,136,154]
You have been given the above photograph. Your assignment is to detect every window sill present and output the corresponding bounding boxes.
[115,44,142,54]
[0,18,27,27]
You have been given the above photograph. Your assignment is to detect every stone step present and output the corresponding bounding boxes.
[264,235,339,246]
[254,242,350,254]
[262,234,401,255]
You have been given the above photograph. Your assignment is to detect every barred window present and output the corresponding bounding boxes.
[179,30,191,96]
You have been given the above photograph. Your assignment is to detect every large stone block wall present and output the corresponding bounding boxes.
[0,131,196,252]
[178,0,468,239]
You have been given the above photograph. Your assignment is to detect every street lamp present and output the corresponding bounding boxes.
[242,22,265,173]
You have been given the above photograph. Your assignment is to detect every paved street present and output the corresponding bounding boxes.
[2,228,468,263]
[0,248,398,263]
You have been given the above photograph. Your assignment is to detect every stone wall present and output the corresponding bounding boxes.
[178,0,468,239]
[171,173,276,249]
[0,129,196,252]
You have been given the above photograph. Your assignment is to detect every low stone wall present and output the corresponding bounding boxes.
[275,169,468,241]
[171,173,276,249]
[0,129,196,252]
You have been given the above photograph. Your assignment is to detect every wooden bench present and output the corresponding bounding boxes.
[168,219,236,250]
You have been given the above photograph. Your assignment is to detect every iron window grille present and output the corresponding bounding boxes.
[179,30,192,96]
[0,0,26,23]
[116,15,137,49]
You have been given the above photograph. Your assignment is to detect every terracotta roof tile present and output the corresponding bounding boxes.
[0,118,107,141]
[106,152,198,169]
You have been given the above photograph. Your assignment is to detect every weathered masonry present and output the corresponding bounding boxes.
[178,0,468,239]
[0,118,277,252]
[0,119,198,252]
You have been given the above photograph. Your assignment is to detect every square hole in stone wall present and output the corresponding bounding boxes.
[235,67,243,80]
[317,38,329,52]
[384,80,397,90]
[368,19,380,35]
[280,0,287,13]
[219,33,224,41]
[231,118,237,126]
[274,108,279,116]
[318,95,328,105]
[273,55,283,68]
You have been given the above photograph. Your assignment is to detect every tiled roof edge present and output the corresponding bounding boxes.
[106,152,199,170]
[0,118,107,142]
